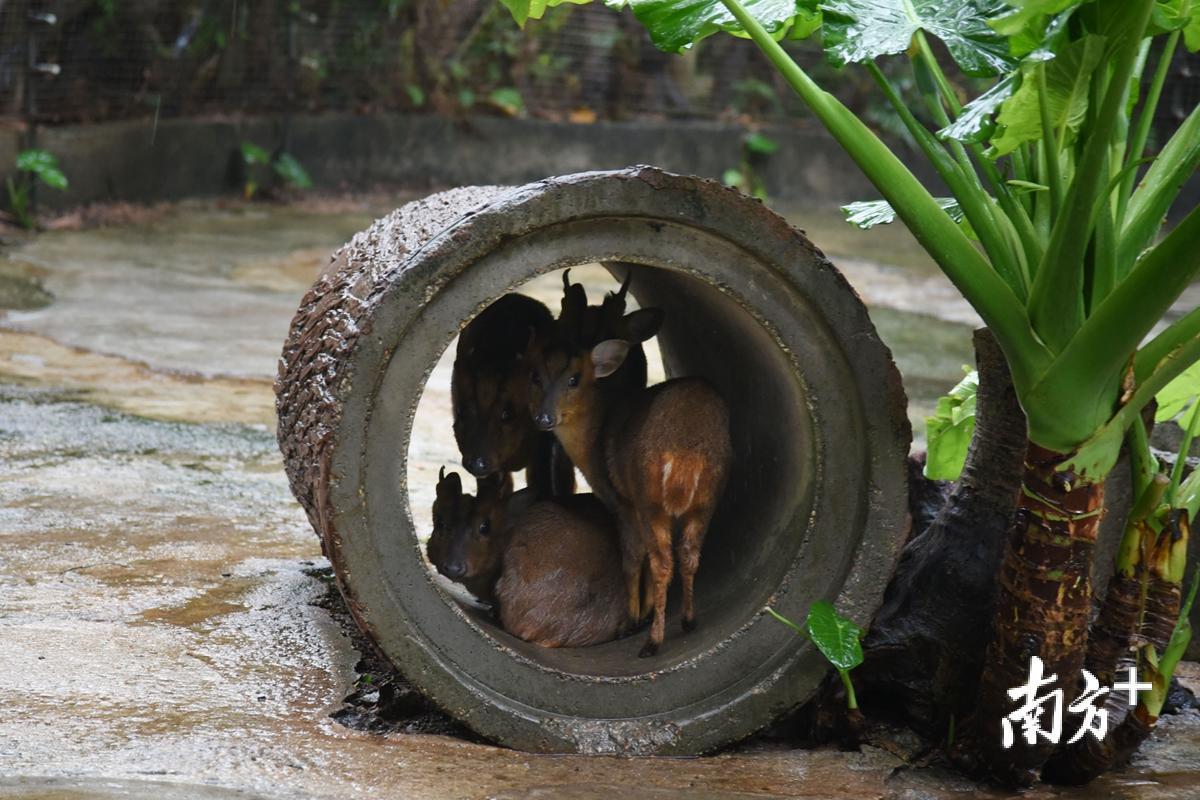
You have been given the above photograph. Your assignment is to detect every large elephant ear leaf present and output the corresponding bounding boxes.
[628,0,809,52]
[819,0,1015,76]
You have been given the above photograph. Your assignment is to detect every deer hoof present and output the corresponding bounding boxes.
[638,639,660,658]
[681,617,696,633]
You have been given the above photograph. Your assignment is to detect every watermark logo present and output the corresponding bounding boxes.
[1002,656,1152,748]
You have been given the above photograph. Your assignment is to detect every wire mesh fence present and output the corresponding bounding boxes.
[0,2,1196,143]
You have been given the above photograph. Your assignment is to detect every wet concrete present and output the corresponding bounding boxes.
[1,197,1198,798]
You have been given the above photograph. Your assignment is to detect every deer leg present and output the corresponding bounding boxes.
[639,513,674,658]
[677,507,713,633]
[619,508,645,626]
[640,558,655,623]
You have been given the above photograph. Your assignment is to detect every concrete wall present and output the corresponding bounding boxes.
[1,113,928,211]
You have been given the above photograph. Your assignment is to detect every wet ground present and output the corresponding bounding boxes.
[1,195,1198,799]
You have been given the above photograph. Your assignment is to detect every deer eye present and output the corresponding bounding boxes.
[568,373,580,387]
[499,404,514,422]
[530,370,541,387]
[478,519,491,537]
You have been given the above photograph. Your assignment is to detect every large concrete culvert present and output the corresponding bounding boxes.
[275,166,912,755]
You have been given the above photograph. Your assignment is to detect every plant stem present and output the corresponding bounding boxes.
[867,62,1024,297]
[1028,0,1155,354]
[839,668,859,710]
[1037,63,1064,220]
[1168,400,1200,504]
[1118,31,1179,226]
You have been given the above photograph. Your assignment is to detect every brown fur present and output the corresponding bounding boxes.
[529,308,732,657]
[495,495,626,648]
[452,293,572,497]
[428,471,625,647]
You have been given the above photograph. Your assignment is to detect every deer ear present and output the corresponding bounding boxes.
[437,470,463,500]
[592,340,630,378]
[624,308,664,343]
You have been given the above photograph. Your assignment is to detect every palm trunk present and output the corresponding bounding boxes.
[952,444,1106,789]
[861,329,1026,737]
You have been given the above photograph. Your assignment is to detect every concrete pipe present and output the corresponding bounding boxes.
[275,167,912,755]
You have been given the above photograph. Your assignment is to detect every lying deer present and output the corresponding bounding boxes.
[529,307,732,657]
[452,293,573,498]
[427,468,626,648]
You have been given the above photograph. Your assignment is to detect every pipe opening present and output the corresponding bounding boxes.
[406,262,816,677]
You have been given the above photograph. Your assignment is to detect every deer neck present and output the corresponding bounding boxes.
[555,391,619,502]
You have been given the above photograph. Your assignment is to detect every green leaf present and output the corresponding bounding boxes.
[805,600,864,671]
[744,131,780,154]
[240,141,270,166]
[722,167,746,187]
[1155,359,1200,422]
[841,197,963,228]
[273,153,313,189]
[16,149,68,190]
[629,0,802,52]
[788,6,824,37]
[820,0,1016,76]
[989,34,1106,156]
[924,369,979,480]
[499,0,598,27]
[488,87,526,115]
[938,73,1017,143]
[405,84,426,107]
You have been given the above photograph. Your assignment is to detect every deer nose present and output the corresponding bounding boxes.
[444,559,466,580]
[534,412,554,431]
[464,455,492,476]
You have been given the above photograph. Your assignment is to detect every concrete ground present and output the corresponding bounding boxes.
[0,195,1198,799]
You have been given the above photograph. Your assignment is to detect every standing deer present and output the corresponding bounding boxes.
[427,468,626,648]
[528,305,732,657]
[452,293,573,498]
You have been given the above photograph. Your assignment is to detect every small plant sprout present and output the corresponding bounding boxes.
[767,601,864,710]
[239,141,314,200]
[924,368,979,481]
[6,149,68,230]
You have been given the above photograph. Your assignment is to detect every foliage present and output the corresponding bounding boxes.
[924,369,979,481]
[5,149,68,230]
[240,142,313,200]
[723,131,780,199]
[767,602,864,709]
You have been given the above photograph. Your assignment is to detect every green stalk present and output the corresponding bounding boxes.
[914,44,1042,280]
[868,63,1026,298]
[1118,31,1180,226]
[1033,201,1200,451]
[1027,0,1155,354]
[1037,63,1064,219]
[1138,306,1200,383]
[718,0,1048,391]
[1129,414,1159,505]
[1120,101,1200,272]
[1063,331,1200,480]
[1089,160,1117,311]
[1168,400,1200,505]
[839,668,859,710]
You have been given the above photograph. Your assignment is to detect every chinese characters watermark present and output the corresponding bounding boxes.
[1001,656,1151,748]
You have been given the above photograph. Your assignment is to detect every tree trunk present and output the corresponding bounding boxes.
[860,329,1026,737]
[952,446,1106,788]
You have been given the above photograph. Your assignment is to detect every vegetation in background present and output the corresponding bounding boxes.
[722,130,778,200]
[239,142,313,200]
[5,150,68,230]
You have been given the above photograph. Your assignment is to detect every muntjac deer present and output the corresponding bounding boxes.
[427,468,626,648]
[528,308,732,657]
[452,293,573,498]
